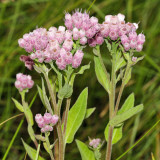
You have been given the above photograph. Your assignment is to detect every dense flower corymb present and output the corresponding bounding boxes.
[89,138,101,148]
[35,113,59,133]
[15,73,34,92]
[18,26,85,70]
[98,13,145,52]
[64,9,101,46]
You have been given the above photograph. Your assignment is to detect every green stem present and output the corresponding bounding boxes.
[56,99,64,160]
[45,133,55,160]
[96,45,110,83]
[63,98,71,136]
[105,52,116,160]
[21,93,38,149]
[43,73,57,113]
[114,59,131,115]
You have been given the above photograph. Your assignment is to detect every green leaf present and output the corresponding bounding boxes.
[94,56,110,93]
[58,83,73,99]
[28,124,36,142]
[37,78,53,114]
[85,107,96,119]
[12,98,24,112]
[76,140,95,160]
[124,68,132,85]
[104,123,123,144]
[105,39,111,52]
[77,62,91,74]
[94,149,101,160]
[70,63,90,86]
[43,142,50,154]
[24,104,34,126]
[22,139,45,160]
[110,104,144,126]
[118,93,134,115]
[35,135,46,142]
[115,57,126,72]
[65,88,88,144]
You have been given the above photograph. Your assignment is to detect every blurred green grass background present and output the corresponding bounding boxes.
[0,0,160,159]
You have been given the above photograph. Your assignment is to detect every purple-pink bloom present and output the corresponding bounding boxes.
[15,73,34,92]
[35,113,59,133]
[89,138,101,148]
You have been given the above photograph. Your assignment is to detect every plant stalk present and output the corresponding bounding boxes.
[56,99,64,160]
[114,60,131,115]
[43,73,57,113]
[45,133,55,160]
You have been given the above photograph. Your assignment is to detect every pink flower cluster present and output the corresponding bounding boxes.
[64,10,100,46]
[15,73,34,92]
[35,113,59,133]
[18,26,84,70]
[89,138,101,148]
[120,33,145,52]
[18,28,48,53]
[98,13,145,52]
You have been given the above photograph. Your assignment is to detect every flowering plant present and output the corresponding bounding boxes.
[13,9,145,160]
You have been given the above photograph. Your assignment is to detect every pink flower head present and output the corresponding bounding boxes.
[64,9,100,39]
[80,37,87,45]
[117,13,125,22]
[65,30,72,40]
[63,39,73,51]
[100,24,110,38]
[41,125,53,133]
[72,50,84,68]
[51,115,59,125]
[96,36,104,45]
[130,40,137,49]
[137,33,145,44]
[15,73,34,92]
[129,32,137,41]
[20,55,34,70]
[120,35,129,44]
[109,31,118,41]
[56,57,67,70]
[43,113,52,124]
[123,42,130,51]
[136,44,143,52]
[18,27,48,52]
[132,56,137,62]
[89,138,101,148]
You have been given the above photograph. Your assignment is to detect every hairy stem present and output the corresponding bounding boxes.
[63,98,71,136]
[56,99,64,160]
[114,61,131,114]
[105,50,116,160]
[54,128,59,160]
[43,73,57,113]
[45,133,55,160]
[21,94,38,149]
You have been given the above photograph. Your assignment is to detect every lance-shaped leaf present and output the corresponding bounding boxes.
[110,104,144,126]
[37,78,53,114]
[85,107,96,119]
[115,57,126,72]
[104,123,123,144]
[24,103,34,126]
[65,88,88,144]
[94,56,110,93]
[118,93,134,115]
[28,124,36,142]
[22,139,45,160]
[76,140,95,160]
[70,63,90,86]
[58,83,73,99]
[124,68,132,85]
[12,98,24,112]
